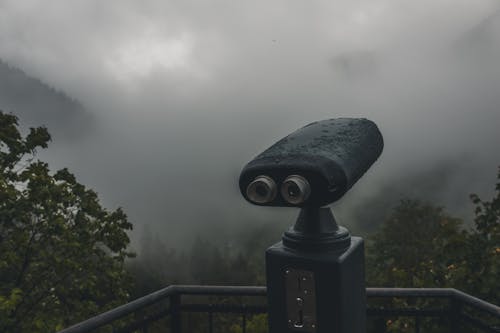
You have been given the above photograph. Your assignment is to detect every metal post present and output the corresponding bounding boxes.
[242,305,247,333]
[170,294,181,333]
[450,297,462,333]
[208,307,213,333]
[266,208,366,333]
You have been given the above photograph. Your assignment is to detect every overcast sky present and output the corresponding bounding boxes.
[1,0,499,249]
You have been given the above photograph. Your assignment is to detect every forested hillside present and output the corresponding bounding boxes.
[0,60,91,139]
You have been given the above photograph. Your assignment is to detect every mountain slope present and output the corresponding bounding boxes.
[0,59,91,139]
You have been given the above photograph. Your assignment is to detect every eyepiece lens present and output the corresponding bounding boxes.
[281,175,311,205]
[246,176,277,204]
[255,184,268,197]
[287,183,300,198]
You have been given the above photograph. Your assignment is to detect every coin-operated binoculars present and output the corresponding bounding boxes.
[239,118,383,333]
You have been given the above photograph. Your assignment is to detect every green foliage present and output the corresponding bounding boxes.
[366,168,500,331]
[367,168,499,305]
[458,167,500,304]
[0,111,134,332]
[230,314,268,333]
[366,199,465,288]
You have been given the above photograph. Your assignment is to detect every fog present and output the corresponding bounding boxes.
[1,1,499,250]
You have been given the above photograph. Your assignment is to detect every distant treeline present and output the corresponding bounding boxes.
[128,171,500,307]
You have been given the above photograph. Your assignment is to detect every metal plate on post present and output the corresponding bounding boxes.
[285,268,317,332]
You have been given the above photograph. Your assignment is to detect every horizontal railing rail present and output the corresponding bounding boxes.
[58,285,266,333]
[366,288,500,317]
[58,286,500,333]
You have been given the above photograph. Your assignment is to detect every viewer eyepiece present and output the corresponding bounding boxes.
[281,175,310,205]
[246,175,277,204]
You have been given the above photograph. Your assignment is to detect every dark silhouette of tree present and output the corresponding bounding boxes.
[367,168,499,305]
[366,169,499,331]
[0,111,134,332]
[367,199,464,288]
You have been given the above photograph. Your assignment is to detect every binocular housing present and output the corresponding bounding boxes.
[239,118,383,207]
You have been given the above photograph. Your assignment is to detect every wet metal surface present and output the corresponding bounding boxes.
[239,118,384,207]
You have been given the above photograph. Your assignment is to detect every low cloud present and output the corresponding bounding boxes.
[0,0,499,248]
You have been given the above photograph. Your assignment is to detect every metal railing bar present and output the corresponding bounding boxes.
[57,286,499,333]
[242,308,247,333]
[449,297,462,333]
[366,308,446,317]
[173,285,267,296]
[366,288,457,298]
[58,285,177,333]
[58,286,266,333]
[111,309,171,333]
[181,303,267,314]
[170,294,181,333]
[208,307,213,333]
[460,312,500,333]
[452,289,500,318]
[367,288,500,317]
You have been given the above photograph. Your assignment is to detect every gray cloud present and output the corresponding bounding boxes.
[1,0,499,249]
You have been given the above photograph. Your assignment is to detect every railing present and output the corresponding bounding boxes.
[58,285,500,333]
